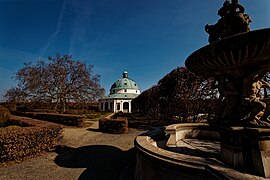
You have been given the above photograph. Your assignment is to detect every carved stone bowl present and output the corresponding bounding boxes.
[185,28,270,77]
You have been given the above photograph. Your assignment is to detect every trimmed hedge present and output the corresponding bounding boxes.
[13,112,85,127]
[0,115,63,162]
[0,106,11,127]
[99,117,128,134]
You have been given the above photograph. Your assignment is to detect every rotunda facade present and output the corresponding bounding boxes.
[99,70,140,113]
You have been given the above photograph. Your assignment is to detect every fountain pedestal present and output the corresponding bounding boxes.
[220,127,245,169]
[245,128,270,178]
[220,127,270,178]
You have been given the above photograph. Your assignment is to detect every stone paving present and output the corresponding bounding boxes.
[157,138,220,159]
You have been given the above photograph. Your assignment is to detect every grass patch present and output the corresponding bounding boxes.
[85,112,111,121]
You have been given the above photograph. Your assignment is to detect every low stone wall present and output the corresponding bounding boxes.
[165,123,220,147]
[99,116,128,134]
[134,124,263,180]
[135,126,214,180]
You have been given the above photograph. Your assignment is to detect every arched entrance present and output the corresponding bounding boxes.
[123,102,129,113]
[105,102,109,111]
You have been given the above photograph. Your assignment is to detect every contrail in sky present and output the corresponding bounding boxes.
[38,0,66,57]
[68,0,92,56]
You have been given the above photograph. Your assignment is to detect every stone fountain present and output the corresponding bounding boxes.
[188,0,270,177]
[134,1,270,179]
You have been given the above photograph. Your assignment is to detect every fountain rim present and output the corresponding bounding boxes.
[134,123,264,179]
[185,28,270,77]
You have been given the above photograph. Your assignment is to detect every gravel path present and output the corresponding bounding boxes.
[0,121,145,180]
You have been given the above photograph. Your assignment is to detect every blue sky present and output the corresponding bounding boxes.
[0,0,269,100]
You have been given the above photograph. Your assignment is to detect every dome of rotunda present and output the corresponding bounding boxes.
[109,70,139,94]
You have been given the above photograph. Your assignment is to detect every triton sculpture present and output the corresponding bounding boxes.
[205,0,252,43]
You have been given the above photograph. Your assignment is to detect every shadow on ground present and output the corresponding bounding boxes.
[86,127,102,132]
[54,145,136,180]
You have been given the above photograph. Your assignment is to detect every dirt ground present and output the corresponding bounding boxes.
[0,120,145,180]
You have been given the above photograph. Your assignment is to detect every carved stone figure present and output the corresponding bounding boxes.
[205,0,251,43]
[211,71,270,127]
[260,98,270,124]
[217,0,231,18]
[241,73,267,125]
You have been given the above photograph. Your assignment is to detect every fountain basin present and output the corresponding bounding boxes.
[134,123,265,180]
[165,123,219,147]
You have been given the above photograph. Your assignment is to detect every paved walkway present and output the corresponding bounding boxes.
[0,121,145,180]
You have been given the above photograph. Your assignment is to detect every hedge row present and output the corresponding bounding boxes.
[0,106,10,127]
[0,116,63,162]
[99,117,128,134]
[13,112,85,127]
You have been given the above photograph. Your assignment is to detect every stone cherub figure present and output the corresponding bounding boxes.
[241,71,270,126]
[212,71,270,127]
[205,0,252,43]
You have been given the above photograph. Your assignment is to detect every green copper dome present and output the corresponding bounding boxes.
[110,70,139,94]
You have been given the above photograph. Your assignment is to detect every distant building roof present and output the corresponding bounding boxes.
[102,93,139,100]
[109,70,139,94]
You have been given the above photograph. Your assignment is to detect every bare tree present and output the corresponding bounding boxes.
[4,87,27,102]
[4,54,105,112]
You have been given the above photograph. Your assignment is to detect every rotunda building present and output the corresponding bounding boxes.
[99,70,140,113]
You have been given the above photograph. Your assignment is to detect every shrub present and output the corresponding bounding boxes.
[0,102,17,112]
[64,109,79,115]
[0,106,11,127]
[0,116,63,162]
[16,106,33,112]
[32,109,59,113]
[99,117,128,134]
[14,112,85,127]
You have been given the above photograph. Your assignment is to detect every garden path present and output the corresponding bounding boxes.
[0,120,145,180]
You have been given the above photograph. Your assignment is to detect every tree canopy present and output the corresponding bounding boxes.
[132,67,219,122]
[4,54,104,112]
